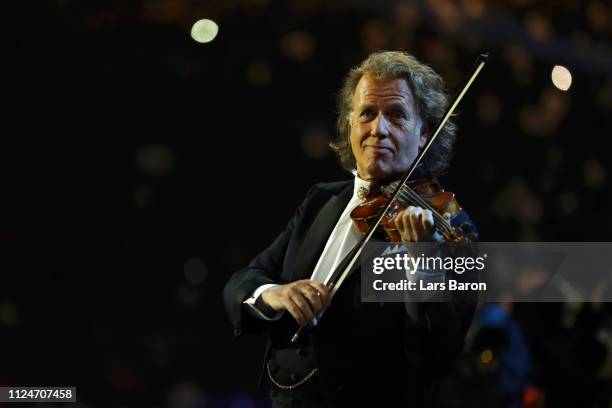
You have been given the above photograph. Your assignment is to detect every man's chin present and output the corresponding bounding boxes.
[361,165,394,182]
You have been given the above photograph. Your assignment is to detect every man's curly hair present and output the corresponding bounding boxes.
[330,51,456,176]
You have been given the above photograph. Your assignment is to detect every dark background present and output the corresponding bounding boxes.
[2,0,612,407]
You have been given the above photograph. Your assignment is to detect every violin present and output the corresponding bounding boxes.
[350,175,474,243]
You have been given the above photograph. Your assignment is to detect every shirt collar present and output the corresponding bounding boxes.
[350,163,430,196]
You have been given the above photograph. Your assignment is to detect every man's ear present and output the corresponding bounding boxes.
[419,131,428,149]
[418,119,428,149]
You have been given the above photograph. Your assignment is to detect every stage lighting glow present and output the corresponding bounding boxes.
[191,19,218,43]
[551,65,572,91]
[481,349,493,364]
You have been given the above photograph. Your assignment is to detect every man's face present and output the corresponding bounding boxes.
[349,74,427,182]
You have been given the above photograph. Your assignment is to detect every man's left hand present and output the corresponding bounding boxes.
[395,206,438,243]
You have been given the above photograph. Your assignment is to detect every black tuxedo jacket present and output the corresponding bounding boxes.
[223,179,477,406]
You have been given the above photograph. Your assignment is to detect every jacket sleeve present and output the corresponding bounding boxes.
[222,185,317,336]
[417,209,479,378]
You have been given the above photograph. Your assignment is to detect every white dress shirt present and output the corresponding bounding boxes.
[244,175,372,320]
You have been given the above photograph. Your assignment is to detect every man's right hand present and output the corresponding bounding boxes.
[259,280,331,326]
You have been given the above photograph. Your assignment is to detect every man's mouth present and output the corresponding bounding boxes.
[364,145,393,154]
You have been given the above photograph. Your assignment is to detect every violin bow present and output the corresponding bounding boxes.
[291,52,488,343]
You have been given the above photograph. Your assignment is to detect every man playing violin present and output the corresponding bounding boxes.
[223,51,477,408]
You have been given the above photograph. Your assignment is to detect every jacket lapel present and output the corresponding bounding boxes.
[286,183,353,282]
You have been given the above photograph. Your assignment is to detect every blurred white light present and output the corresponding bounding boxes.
[191,19,218,43]
[551,65,572,91]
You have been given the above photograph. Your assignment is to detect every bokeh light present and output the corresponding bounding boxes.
[136,144,175,176]
[551,65,572,91]
[190,19,219,43]
[481,349,494,364]
[280,30,315,61]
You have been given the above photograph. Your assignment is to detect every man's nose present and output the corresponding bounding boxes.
[370,112,390,137]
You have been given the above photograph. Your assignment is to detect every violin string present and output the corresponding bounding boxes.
[386,180,445,225]
[400,187,447,224]
[395,187,453,234]
[402,189,452,233]
[383,176,453,235]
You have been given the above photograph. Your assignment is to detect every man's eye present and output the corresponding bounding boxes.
[360,110,374,118]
